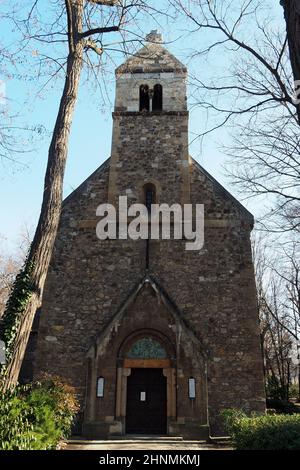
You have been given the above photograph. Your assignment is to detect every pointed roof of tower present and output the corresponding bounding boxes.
[116,30,187,74]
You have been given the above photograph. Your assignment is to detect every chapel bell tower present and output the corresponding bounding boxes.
[108,30,191,208]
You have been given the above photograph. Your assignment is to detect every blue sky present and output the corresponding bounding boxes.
[0,0,284,255]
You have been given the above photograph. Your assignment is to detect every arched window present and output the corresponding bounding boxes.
[143,183,156,212]
[152,84,163,111]
[139,84,150,111]
[125,337,168,359]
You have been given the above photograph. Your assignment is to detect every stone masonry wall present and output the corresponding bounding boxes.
[34,152,265,435]
[32,37,265,437]
[115,72,187,113]
[108,113,190,206]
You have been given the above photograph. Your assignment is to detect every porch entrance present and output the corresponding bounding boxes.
[126,368,167,434]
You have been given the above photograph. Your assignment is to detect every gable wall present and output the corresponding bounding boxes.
[33,157,265,435]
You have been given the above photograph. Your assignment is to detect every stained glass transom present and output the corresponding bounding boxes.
[126,337,167,359]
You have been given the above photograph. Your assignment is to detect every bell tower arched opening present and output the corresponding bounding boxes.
[139,84,150,111]
[152,84,163,111]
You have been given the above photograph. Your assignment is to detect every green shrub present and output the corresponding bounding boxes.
[289,384,300,401]
[0,387,36,450]
[0,375,79,450]
[221,409,300,450]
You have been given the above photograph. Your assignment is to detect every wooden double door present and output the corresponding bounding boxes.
[126,368,167,435]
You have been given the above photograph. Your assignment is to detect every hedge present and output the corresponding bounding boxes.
[222,409,300,450]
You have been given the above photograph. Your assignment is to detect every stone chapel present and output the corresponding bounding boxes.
[24,31,266,439]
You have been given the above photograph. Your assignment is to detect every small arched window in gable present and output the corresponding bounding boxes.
[139,84,150,111]
[143,183,156,212]
[152,84,163,111]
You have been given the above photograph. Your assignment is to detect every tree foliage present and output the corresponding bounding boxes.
[0,375,79,450]
[222,408,300,450]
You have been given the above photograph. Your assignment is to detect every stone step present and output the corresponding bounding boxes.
[113,435,184,441]
[67,436,212,447]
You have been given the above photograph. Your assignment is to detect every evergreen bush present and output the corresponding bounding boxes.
[221,408,300,450]
[0,375,79,450]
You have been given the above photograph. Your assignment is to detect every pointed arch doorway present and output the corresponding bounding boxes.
[115,330,176,436]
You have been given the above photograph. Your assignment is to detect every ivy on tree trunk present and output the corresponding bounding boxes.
[0,0,85,391]
[0,0,128,391]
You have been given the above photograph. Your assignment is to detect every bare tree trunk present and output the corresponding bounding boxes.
[1,0,132,391]
[281,0,300,123]
[1,1,84,391]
